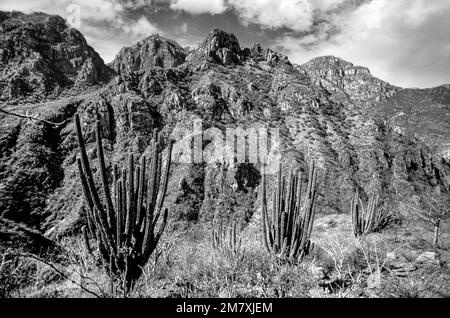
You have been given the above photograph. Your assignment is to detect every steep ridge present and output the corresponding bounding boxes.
[299,56,450,161]
[299,56,399,104]
[0,11,113,104]
[377,86,450,159]
[111,34,187,75]
[0,13,449,239]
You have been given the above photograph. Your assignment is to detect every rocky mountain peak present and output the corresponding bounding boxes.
[302,56,372,78]
[0,11,113,103]
[299,55,397,102]
[186,29,243,66]
[111,34,187,76]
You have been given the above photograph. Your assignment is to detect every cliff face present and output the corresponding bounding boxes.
[0,11,113,103]
[0,12,449,238]
[377,86,450,159]
[111,34,187,75]
[300,56,399,104]
[299,55,450,163]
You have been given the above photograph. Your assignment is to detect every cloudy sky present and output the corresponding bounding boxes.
[0,0,449,88]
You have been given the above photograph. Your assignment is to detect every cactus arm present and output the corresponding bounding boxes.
[260,171,272,253]
[75,115,116,254]
[306,190,318,240]
[146,143,158,212]
[351,189,362,237]
[154,208,168,246]
[95,121,116,232]
[82,225,92,255]
[142,141,172,258]
[77,158,96,236]
[125,154,135,243]
[75,114,107,230]
[153,141,173,222]
[136,156,146,227]
[92,206,114,256]
[280,211,287,244]
[75,114,172,290]
[77,158,94,213]
[290,173,302,249]
[116,180,123,249]
[285,171,297,243]
[133,165,141,223]
[365,194,378,233]
[305,167,318,238]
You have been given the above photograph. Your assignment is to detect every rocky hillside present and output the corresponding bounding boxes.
[0,11,113,104]
[377,86,450,159]
[300,56,450,160]
[0,12,449,241]
[111,34,187,75]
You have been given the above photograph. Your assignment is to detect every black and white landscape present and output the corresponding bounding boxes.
[0,1,449,298]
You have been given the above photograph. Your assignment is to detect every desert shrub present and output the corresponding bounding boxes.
[400,187,450,247]
[0,253,33,297]
[127,225,320,298]
[173,165,205,222]
[211,221,246,267]
[0,121,63,226]
[0,252,63,298]
[351,191,397,237]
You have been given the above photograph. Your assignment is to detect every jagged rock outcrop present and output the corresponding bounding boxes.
[299,56,450,163]
[186,29,243,66]
[376,86,450,158]
[0,11,112,103]
[299,56,398,103]
[249,43,292,68]
[111,34,187,75]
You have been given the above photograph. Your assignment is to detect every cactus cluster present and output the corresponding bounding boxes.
[351,190,385,237]
[260,162,318,262]
[212,221,244,260]
[75,114,173,290]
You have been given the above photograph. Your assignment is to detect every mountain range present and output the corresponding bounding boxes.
[0,11,449,242]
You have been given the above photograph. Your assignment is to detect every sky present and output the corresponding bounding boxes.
[0,0,449,88]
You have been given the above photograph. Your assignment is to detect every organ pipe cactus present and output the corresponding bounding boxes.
[260,162,318,262]
[81,225,92,255]
[75,113,173,290]
[212,221,244,260]
[351,190,381,237]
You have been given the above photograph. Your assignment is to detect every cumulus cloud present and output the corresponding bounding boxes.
[169,0,347,30]
[0,0,124,22]
[121,16,159,37]
[170,0,226,15]
[0,0,161,62]
[276,0,450,88]
[228,0,315,31]
[1,0,448,87]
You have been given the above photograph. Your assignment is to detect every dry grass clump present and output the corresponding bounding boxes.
[4,208,448,298]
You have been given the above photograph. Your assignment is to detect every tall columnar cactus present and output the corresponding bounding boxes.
[212,220,244,260]
[351,190,381,237]
[75,113,173,290]
[260,162,318,262]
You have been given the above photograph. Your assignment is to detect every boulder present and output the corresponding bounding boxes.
[415,252,440,266]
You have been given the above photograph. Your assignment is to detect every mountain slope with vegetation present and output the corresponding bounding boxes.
[0,11,449,298]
